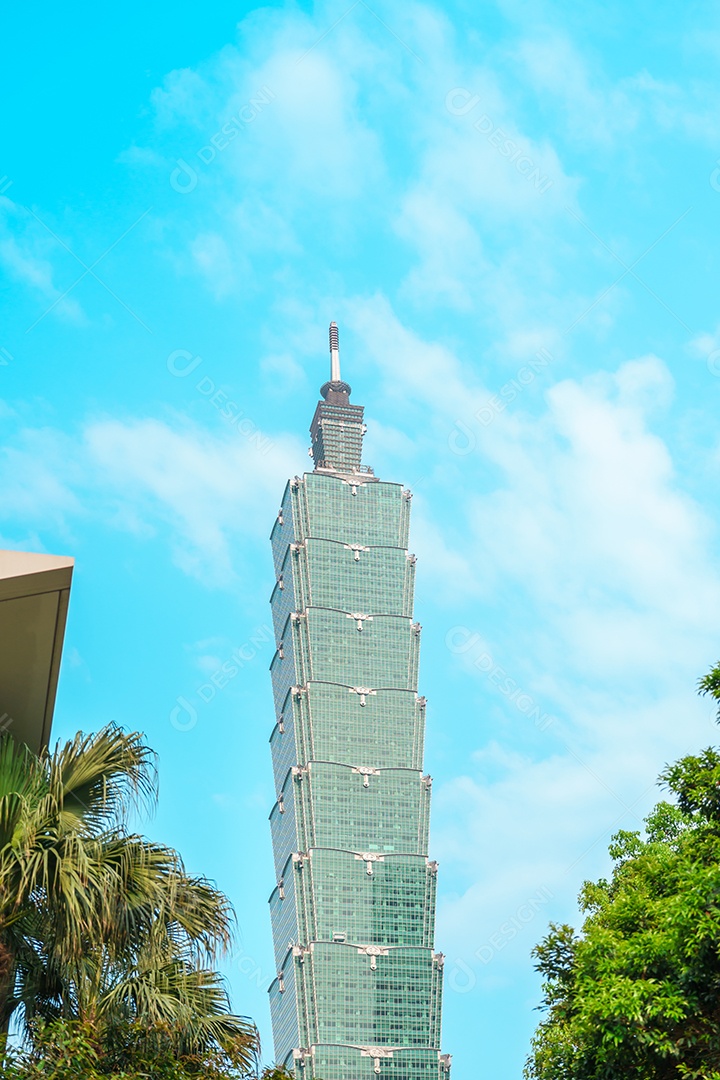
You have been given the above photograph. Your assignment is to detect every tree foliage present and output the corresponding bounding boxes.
[0,727,257,1074]
[525,662,720,1079]
[0,1019,255,1079]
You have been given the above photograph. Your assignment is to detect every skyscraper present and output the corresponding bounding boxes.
[267,325,451,1079]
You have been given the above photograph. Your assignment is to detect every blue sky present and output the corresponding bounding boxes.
[3,0,720,1075]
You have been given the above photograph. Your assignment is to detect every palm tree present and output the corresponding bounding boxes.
[0,727,257,1071]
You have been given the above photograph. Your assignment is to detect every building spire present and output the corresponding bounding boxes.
[312,321,367,473]
[320,320,351,402]
[329,321,341,382]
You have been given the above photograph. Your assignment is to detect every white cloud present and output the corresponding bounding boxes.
[0,428,84,528]
[396,192,490,310]
[190,233,237,299]
[83,416,302,583]
[345,293,475,414]
[394,79,579,311]
[347,304,718,669]
[512,34,639,147]
[513,32,720,148]
[0,198,86,324]
[0,413,304,587]
[419,351,720,958]
[469,357,720,680]
[131,1,586,337]
[434,680,717,962]
[151,15,385,202]
[150,66,212,129]
[246,48,384,199]
[0,237,84,324]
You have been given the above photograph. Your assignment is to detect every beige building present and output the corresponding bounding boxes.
[0,550,73,753]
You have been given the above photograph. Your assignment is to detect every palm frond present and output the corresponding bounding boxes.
[47,726,157,833]
[100,960,258,1065]
[0,724,247,1066]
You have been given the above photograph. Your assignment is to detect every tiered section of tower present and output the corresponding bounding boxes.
[267,334,451,1079]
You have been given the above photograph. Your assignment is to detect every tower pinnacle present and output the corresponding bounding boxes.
[329,320,341,382]
[312,322,366,473]
[320,320,351,401]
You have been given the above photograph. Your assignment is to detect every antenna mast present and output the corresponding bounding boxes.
[320,321,351,402]
[329,321,341,382]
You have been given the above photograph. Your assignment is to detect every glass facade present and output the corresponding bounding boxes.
[267,366,451,1078]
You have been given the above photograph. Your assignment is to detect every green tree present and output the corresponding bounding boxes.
[0,1017,257,1078]
[525,663,720,1079]
[0,726,257,1072]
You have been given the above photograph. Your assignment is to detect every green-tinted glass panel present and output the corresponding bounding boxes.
[301,943,442,1047]
[270,716,298,794]
[271,543,297,641]
[302,473,410,548]
[270,481,295,575]
[304,609,420,691]
[297,763,430,855]
[312,1045,451,1080]
[270,641,296,716]
[298,849,437,948]
[270,769,299,879]
[302,539,415,616]
[270,858,301,970]
[303,683,424,770]
[268,962,299,1068]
